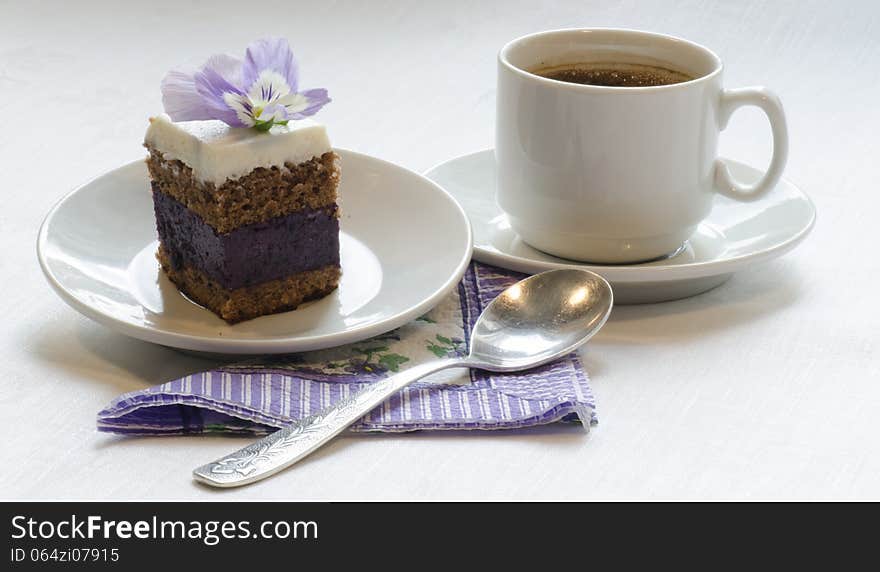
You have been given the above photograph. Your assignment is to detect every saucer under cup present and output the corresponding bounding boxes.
[425,150,814,304]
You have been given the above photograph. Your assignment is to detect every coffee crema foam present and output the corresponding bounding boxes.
[532,62,693,87]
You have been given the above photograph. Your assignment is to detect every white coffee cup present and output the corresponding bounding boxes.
[496,28,788,264]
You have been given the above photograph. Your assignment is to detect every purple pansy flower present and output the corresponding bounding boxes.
[161,38,330,131]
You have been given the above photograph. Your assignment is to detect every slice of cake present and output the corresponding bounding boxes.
[146,37,338,323]
[145,115,341,323]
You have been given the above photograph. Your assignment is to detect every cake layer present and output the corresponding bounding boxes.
[144,114,332,184]
[147,147,339,233]
[158,247,340,324]
[153,186,340,290]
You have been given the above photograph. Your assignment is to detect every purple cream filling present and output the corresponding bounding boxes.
[152,186,340,290]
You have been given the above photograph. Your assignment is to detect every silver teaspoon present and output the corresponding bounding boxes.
[193,269,613,488]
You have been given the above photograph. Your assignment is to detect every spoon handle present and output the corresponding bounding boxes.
[193,358,463,487]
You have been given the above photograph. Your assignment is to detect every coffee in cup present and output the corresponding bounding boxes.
[532,62,693,87]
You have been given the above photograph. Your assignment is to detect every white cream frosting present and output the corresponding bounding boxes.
[144,114,332,184]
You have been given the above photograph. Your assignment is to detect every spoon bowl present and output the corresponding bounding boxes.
[469,269,613,371]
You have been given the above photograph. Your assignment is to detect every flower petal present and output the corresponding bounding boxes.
[283,88,331,119]
[161,69,216,121]
[194,66,248,127]
[242,37,299,94]
[260,102,290,123]
[247,70,291,106]
[202,53,243,89]
[223,92,256,127]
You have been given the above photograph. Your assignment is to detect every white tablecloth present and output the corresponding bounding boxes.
[2,0,877,500]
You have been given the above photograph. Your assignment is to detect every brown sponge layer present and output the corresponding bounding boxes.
[158,246,340,324]
[146,148,340,233]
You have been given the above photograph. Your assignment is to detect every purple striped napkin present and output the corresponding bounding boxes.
[98,263,596,435]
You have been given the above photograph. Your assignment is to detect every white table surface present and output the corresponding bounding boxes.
[2,0,878,500]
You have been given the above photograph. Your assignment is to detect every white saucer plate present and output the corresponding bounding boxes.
[426,150,815,304]
[39,149,473,354]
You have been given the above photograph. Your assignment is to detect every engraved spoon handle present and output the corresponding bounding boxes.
[193,358,464,488]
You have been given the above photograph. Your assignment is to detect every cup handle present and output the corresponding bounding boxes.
[714,87,789,201]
